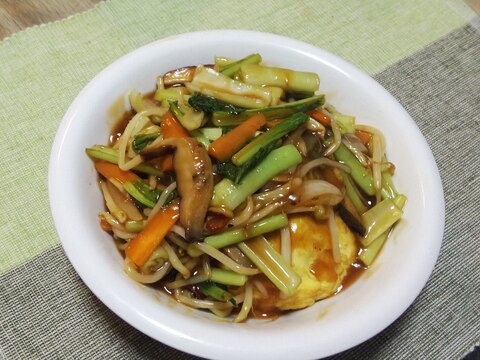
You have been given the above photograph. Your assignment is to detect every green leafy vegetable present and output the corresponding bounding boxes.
[169,100,184,121]
[334,143,375,196]
[216,140,280,183]
[341,171,368,214]
[132,133,160,153]
[85,145,163,176]
[188,93,244,115]
[123,180,175,208]
[238,236,301,296]
[380,156,398,199]
[361,197,404,246]
[232,112,308,166]
[334,144,393,199]
[219,53,262,78]
[285,91,316,100]
[154,87,189,103]
[359,195,407,265]
[188,129,211,149]
[211,145,302,210]
[210,268,246,287]
[123,181,161,208]
[239,63,320,93]
[325,104,355,134]
[198,127,223,141]
[204,214,288,249]
[216,162,238,183]
[168,100,204,131]
[198,281,237,306]
[187,215,289,257]
[212,95,324,126]
[125,220,144,233]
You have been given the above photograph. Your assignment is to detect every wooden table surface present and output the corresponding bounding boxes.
[0,0,101,40]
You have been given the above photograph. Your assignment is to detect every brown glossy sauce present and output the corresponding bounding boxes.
[250,275,282,320]
[334,261,367,294]
[310,252,338,283]
[109,110,133,145]
[108,91,157,145]
[251,305,282,320]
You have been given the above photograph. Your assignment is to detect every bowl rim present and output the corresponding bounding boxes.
[48,29,445,359]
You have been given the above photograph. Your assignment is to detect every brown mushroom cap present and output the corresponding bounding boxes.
[142,137,213,241]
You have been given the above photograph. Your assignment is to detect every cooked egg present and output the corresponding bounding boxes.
[274,214,358,310]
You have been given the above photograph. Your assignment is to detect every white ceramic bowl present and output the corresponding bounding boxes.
[49,30,444,359]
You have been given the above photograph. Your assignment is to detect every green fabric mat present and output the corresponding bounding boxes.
[0,0,475,273]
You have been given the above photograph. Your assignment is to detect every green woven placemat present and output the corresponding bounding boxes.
[0,0,474,273]
[0,1,478,359]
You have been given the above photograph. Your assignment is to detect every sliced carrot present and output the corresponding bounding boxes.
[161,111,190,138]
[355,129,372,146]
[95,161,140,184]
[208,113,266,161]
[125,201,180,266]
[307,109,331,126]
[159,111,189,171]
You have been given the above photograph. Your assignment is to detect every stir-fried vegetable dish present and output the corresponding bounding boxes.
[86,54,406,322]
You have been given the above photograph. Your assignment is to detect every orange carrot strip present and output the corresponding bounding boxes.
[208,113,266,161]
[355,130,372,146]
[95,161,140,184]
[125,201,180,266]
[161,111,190,138]
[159,111,190,171]
[307,109,331,126]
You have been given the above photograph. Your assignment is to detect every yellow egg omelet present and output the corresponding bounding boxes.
[274,214,358,310]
